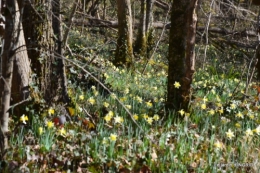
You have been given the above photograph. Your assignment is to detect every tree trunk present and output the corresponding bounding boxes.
[134,0,147,57]
[52,0,70,103]
[166,0,198,113]
[0,0,16,149]
[22,1,59,103]
[114,0,133,68]
[12,0,31,107]
[134,0,155,59]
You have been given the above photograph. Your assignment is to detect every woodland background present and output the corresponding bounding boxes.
[0,0,260,172]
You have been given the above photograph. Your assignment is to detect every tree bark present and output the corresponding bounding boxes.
[22,1,59,103]
[52,0,70,103]
[134,0,155,59]
[166,0,198,113]
[114,0,133,68]
[12,0,31,106]
[1,0,16,149]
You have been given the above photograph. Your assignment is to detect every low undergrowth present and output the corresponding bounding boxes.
[1,55,260,173]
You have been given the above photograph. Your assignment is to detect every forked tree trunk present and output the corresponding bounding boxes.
[166,0,198,113]
[114,0,133,68]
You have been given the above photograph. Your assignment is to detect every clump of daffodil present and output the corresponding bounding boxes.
[124,88,129,94]
[254,125,260,135]
[153,114,160,121]
[235,123,241,128]
[110,93,116,99]
[87,97,95,105]
[135,96,143,103]
[120,97,127,102]
[38,127,44,135]
[226,129,235,140]
[91,86,99,96]
[104,73,109,79]
[174,81,181,89]
[102,138,108,145]
[208,109,215,115]
[235,111,243,119]
[47,121,54,129]
[104,111,114,123]
[178,109,185,116]
[133,114,139,120]
[125,105,131,110]
[245,128,253,137]
[214,140,223,150]
[201,103,207,110]
[114,116,124,124]
[216,102,222,107]
[203,97,208,102]
[48,108,55,115]
[142,113,149,120]
[93,90,99,96]
[247,112,255,120]
[58,127,66,137]
[146,101,153,108]
[103,102,109,108]
[20,114,29,124]
[109,133,117,141]
[79,94,84,100]
[146,117,153,124]
[218,107,224,114]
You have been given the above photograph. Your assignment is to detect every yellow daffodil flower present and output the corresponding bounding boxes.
[178,109,185,116]
[114,116,124,123]
[153,114,160,121]
[201,103,207,110]
[174,81,181,89]
[58,127,66,137]
[133,114,139,120]
[245,128,253,137]
[109,133,117,141]
[47,121,54,129]
[226,129,235,140]
[48,108,55,115]
[79,95,84,100]
[38,127,43,135]
[87,97,95,105]
[20,114,29,124]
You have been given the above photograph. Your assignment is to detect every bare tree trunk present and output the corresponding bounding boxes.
[0,0,16,149]
[166,0,198,113]
[12,0,31,107]
[114,0,133,68]
[134,0,155,59]
[134,0,147,57]
[182,0,198,110]
[146,0,155,59]
[52,0,70,103]
[23,1,57,103]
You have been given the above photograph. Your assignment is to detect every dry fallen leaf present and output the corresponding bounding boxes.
[139,165,152,173]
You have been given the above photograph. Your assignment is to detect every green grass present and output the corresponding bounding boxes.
[2,55,260,172]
